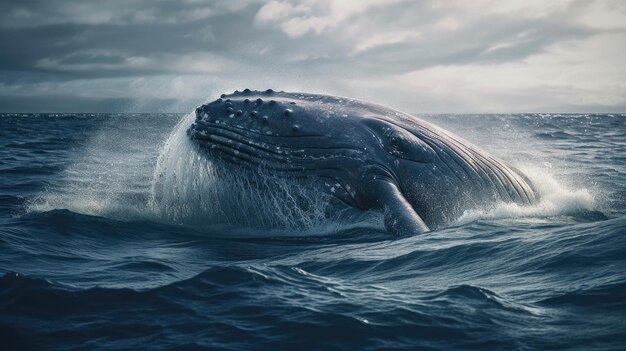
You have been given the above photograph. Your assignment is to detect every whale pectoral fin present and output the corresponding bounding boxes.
[372,180,430,236]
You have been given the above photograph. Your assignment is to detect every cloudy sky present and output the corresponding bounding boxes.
[1,0,625,113]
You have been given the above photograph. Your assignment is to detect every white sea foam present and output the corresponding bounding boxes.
[456,165,597,224]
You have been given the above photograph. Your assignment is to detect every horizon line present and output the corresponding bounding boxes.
[1,111,625,115]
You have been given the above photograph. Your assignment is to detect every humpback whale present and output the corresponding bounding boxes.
[186,89,538,235]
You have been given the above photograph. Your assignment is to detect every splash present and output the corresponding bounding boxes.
[149,113,379,234]
[456,165,598,224]
[26,115,170,221]
[25,112,379,235]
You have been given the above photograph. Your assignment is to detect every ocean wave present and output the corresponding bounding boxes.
[538,281,626,308]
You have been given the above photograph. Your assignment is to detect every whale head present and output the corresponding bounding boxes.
[188,90,433,204]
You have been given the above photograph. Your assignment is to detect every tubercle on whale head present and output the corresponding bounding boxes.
[188,91,366,173]
[193,91,358,148]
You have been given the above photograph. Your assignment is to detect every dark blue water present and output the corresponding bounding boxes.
[1,113,625,350]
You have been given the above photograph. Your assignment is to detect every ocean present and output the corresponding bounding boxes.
[1,112,625,350]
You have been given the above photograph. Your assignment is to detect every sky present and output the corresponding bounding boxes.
[0,0,625,113]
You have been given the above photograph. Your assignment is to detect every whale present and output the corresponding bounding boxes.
[186,89,538,235]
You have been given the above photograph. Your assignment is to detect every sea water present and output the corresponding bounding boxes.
[1,113,624,350]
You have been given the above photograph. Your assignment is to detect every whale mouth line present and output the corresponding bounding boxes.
[195,118,326,139]
[192,123,290,158]
[189,121,365,173]
[191,120,364,155]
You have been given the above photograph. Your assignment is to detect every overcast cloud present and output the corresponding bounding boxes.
[0,0,625,113]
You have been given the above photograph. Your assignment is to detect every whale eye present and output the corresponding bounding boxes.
[386,131,414,157]
[364,119,434,163]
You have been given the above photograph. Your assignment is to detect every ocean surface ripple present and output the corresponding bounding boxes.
[1,113,625,350]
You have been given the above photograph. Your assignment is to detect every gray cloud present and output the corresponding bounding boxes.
[0,0,624,112]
